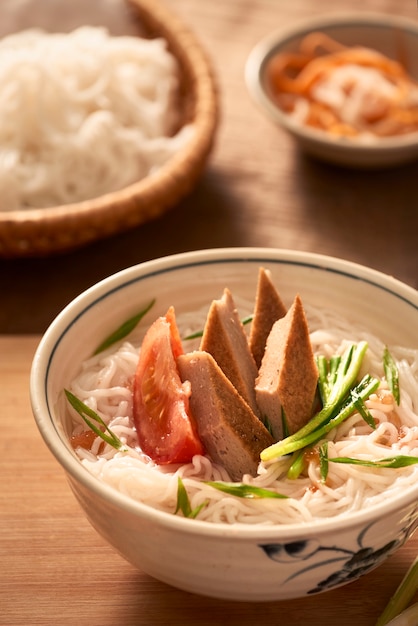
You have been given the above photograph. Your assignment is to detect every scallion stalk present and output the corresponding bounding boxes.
[286,449,306,480]
[261,342,369,462]
[329,455,418,469]
[376,557,418,625]
[317,355,341,405]
[319,441,329,482]
[205,481,288,499]
[93,299,155,354]
[261,372,379,461]
[379,602,418,626]
[183,315,253,340]
[65,389,127,451]
[175,477,208,518]
[383,346,401,405]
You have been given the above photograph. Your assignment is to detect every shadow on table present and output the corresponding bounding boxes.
[0,169,247,333]
[290,151,418,290]
[113,553,405,626]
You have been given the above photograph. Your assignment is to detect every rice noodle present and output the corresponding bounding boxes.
[67,302,418,526]
[0,27,193,210]
[267,32,418,141]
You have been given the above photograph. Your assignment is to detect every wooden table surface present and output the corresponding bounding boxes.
[1,1,417,625]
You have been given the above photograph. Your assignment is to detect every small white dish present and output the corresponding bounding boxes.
[245,13,418,168]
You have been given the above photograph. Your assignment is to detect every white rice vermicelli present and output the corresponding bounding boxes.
[66,302,418,525]
[0,27,193,210]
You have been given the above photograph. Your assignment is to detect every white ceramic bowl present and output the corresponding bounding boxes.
[30,248,418,601]
[245,13,418,168]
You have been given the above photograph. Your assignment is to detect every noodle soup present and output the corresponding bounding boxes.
[31,249,418,601]
[66,287,418,526]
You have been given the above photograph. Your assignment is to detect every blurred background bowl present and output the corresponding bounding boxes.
[245,13,418,169]
[0,0,218,258]
[30,247,418,602]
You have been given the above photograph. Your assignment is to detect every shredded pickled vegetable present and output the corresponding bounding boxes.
[267,32,418,140]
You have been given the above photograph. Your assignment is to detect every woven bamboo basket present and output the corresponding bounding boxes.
[0,0,218,258]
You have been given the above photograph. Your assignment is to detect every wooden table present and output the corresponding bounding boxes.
[1,1,417,624]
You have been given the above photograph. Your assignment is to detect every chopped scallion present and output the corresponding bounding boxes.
[376,556,418,625]
[175,477,208,518]
[261,372,379,461]
[205,481,287,499]
[351,389,376,430]
[383,346,401,405]
[317,355,341,405]
[93,299,155,354]
[65,389,128,452]
[319,442,329,482]
[286,449,306,480]
[261,342,371,462]
[329,455,418,469]
[183,314,253,341]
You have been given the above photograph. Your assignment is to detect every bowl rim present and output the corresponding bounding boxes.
[245,11,418,152]
[30,247,418,539]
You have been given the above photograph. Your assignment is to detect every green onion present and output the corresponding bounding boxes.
[376,556,418,625]
[319,442,329,482]
[262,414,274,437]
[261,342,369,462]
[384,346,401,405]
[329,455,418,469]
[317,355,341,405]
[377,602,418,626]
[183,315,253,341]
[316,355,329,405]
[325,343,363,406]
[281,407,290,439]
[65,389,128,451]
[261,372,379,461]
[286,449,306,480]
[174,477,208,518]
[93,299,155,354]
[205,481,288,499]
[183,329,205,341]
[351,390,376,430]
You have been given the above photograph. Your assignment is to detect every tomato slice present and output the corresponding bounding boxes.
[132,306,204,464]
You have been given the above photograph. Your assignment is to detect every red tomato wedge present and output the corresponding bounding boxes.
[132,306,204,464]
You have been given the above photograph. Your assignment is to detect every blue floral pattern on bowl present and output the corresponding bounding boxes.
[260,507,418,594]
